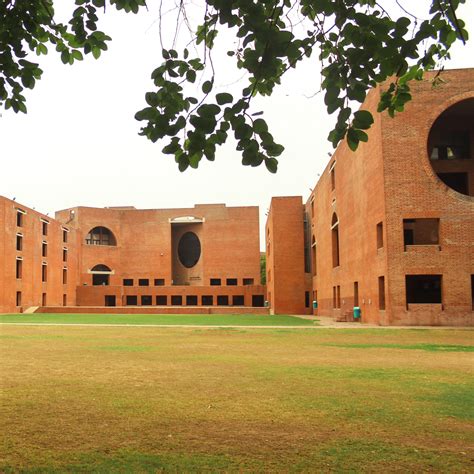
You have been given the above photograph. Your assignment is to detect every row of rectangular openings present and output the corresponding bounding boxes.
[124,294,264,306]
[329,275,474,311]
[15,211,69,243]
[16,260,67,283]
[210,278,254,286]
[16,292,67,306]
[16,237,68,258]
[123,278,165,286]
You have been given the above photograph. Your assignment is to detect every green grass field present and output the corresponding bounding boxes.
[1,321,473,472]
[0,313,314,326]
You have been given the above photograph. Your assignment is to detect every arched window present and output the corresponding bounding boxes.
[91,264,112,286]
[331,213,340,268]
[86,227,117,246]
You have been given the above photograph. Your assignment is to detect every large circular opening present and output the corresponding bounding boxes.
[427,98,474,197]
[178,232,201,268]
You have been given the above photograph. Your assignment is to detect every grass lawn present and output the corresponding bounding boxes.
[0,325,473,472]
[0,313,315,326]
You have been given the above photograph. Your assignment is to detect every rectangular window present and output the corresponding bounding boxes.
[305,291,310,308]
[42,221,48,236]
[171,295,183,306]
[304,213,311,274]
[156,295,167,305]
[376,222,383,249]
[126,295,138,306]
[243,278,254,286]
[311,199,315,217]
[252,295,265,307]
[42,242,47,258]
[42,293,47,306]
[406,275,442,304]
[123,279,133,286]
[104,295,116,307]
[232,295,244,306]
[333,286,337,309]
[62,229,68,243]
[330,162,336,191]
[16,258,22,279]
[378,276,386,310]
[354,281,359,307]
[210,278,221,286]
[16,291,22,306]
[226,278,237,286]
[63,294,67,306]
[16,211,24,227]
[42,264,47,282]
[138,279,149,286]
[336,285,341,309]
[312,240,317,276]
[403,219,439,246]
[154,278,165,286]
[62,268,67,285]
[217,295,229,306]
[186,295,198,306]
[63,248,67,262]
[16,234,23,251]
[141,295,152,306]
[202,295,213,306]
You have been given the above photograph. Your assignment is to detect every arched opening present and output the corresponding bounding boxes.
[331,213,340,268]
[91,264,112,286]
[427,98,474,196]
[177,232,201,268]
[86,227,117,246]
[311,236,317,276]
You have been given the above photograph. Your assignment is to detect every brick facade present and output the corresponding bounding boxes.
[266,68,474,325]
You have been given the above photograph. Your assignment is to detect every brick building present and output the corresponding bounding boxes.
[0,199,265,313]
[1,68,473,325]
[266,68,474,326]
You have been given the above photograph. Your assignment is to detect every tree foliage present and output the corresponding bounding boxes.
[0,0,469,172]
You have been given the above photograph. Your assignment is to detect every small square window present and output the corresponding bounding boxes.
[217,295,229,306]
[123,279,133,286]
[139,279,149,286]
[210,278,221,286]
[202,295,213,305]
[126,295,138,306]
[186,295,198,306]
[156,295,167,305]
[243,278,254,286]
[141,295,152,306]
[171,295,183,306]
[154,279,165,286]
[226,278,238,286]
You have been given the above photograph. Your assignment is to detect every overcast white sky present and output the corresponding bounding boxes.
[1,1,473,247]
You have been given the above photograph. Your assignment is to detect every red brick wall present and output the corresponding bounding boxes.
[0,196,79,313]
[266,196,309,314]
[381,69,474,325]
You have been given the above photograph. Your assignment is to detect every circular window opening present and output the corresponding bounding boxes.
[427,98,474,197]
[178,232,201,268]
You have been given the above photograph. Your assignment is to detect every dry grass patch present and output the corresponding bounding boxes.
[1,327,473,472]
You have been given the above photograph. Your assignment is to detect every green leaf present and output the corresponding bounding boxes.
[202,80,213,94]
[216,92,233,105]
